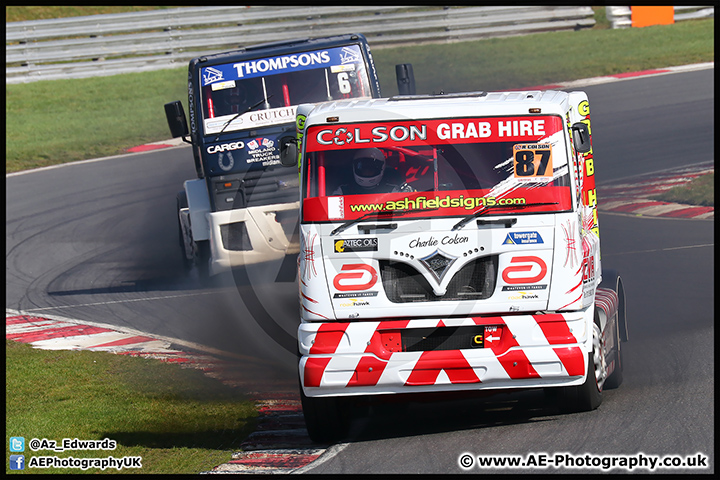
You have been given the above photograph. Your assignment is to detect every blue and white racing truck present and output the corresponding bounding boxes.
[165,34,414,279]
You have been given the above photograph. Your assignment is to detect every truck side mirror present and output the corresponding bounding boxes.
[164,101,189,138]
[279,137,298,167]
[396,64,416,95]
[571,122,592,153]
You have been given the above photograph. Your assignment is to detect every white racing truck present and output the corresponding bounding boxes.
[164,34,414,279]
[280,90,628,441]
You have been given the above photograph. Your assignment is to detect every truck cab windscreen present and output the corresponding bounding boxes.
[301,116,575,224]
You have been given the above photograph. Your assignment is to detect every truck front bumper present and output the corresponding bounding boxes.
[207,202,299,275]
[298,310,593,397]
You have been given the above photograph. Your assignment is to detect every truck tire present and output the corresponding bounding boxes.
[195,240,211,281]
[603,316,624,389]
[575,324,604,411]
[300,387,350,443]
[176,191,192,270]
[552,324,603,413]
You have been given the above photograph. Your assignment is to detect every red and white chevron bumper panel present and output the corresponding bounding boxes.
[299,309,594,397]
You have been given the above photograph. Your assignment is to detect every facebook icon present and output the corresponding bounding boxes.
[10,455,25,470]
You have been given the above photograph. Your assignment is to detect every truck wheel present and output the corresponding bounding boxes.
[300,388,350,443]
[176,192,192,270]
[553,324,603,413]
[604,317,623,389]
[195,240,211,281]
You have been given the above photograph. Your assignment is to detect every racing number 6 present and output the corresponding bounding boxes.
[337,73,351,94]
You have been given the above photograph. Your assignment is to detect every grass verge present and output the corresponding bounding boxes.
[5,17,713,174]
[6,340,257,474]
[649,173,714,207]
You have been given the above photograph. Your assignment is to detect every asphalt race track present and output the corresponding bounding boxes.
[5,68,714,473]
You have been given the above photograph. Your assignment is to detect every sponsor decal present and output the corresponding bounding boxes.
[502,231,544,245]
[339,46,361,64]
[217,151,235,171]
[233,51,331,78]
[333,264,378,291]
[204,106,296,135]
[333,291,378,298]
[507,291,541,300]
[211,80,236,91]
[200,45,364,86]
[501,256,547,284]
[246,137,280,166]
[202,67,224,85]
[248,107,296,124]
[306,116,561,151]
[338,298,371,308]
[301,185,573,224]
[207,141,245,154]
[409,234,469,248]
[334,238,378,253]
[502,284,547,291]
[247,137,273,150]
[331,64,356,73]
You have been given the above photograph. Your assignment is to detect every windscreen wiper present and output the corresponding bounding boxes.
[451,202,559,231]
[214,94,274,141]
[331,208,435,236]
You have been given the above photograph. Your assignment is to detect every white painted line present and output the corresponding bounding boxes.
[291,442,350,474]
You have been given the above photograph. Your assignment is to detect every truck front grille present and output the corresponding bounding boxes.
[380,256,497,303]
[212,166,299,211]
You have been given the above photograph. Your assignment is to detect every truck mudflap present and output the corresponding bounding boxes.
[595,287,619,324]
[299,310,595,396]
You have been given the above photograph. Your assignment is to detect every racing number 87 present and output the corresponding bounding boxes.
[513,144,553,178]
